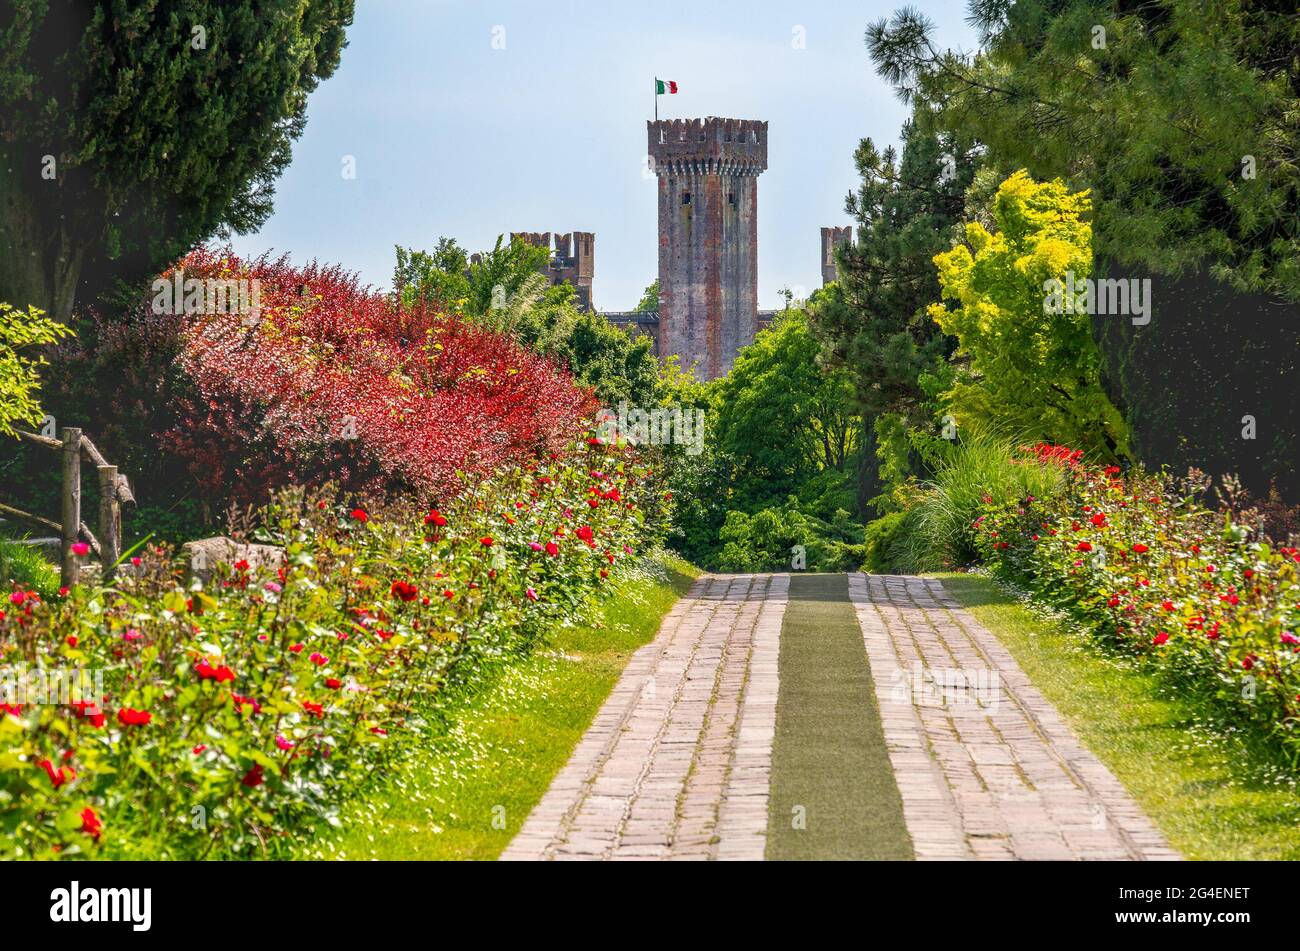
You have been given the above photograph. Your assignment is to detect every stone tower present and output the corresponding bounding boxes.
[648,117,768,379]
[509,231,595,310]
[820,226,852,285]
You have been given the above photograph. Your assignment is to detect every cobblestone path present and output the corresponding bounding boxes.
[503,572,1178,861]
[501,573,786,860]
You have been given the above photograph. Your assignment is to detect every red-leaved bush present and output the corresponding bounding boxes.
[155,248,595,503]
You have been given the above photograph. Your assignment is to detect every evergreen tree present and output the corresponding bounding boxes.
[0,0,355,322]
[808,117,979,512]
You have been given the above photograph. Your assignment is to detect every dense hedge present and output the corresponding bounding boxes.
[975,446,1300,755]
[0,439,668,859]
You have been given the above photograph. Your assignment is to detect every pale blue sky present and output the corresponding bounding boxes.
[231,0,976,310]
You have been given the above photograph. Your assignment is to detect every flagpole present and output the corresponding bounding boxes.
[654,77,658,122]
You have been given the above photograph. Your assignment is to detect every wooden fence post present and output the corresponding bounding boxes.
[60,427,82,589]
[98,464,121,581]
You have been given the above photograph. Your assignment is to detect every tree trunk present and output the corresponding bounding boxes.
[855,414,881,520]
[0,142,84,323]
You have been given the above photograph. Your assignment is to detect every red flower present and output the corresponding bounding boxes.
[70,541,90,557]
[325,677,343,690]
[1131,543,1148,554]
[576,526,594,544]
[1089,513,1107,527]
[66,635,78,648]
[289,643,304,653]
[302,700,325,718]
[1161,600,1175,612]
[479,536,494,547]
[545,541,559,556]
[350,508,369,523]
[195,658,236,682]
[192,745,207,755]
[424,510,447,527]
[309,652,329,666]
[241,764,265,787]
[38,758,73,788]
[231,693,262,714]
[442,589,455,600]
[1152,632,1169,646]
[80,807,102,841]
[390,580,419,602]
[1075,542,1093,552]
[116,708,152,727]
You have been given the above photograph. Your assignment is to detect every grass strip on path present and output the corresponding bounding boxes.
[937,571,1300,860]
[296,552,698,860]
[766,573,913,860]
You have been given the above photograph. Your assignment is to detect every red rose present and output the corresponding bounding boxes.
[325,678,343,690]
[241,764,265,787]
[117,708,152,727]
[424,510,447,527]
[479,536,494,547]
[545,542,559,556]
[195,658,236,682]
[1131,543,1148,553]
[37,758,73,788]
[390,580,419,602]
[80,807,102,841]
[350,508,369,523]
[1152,632,1169,645]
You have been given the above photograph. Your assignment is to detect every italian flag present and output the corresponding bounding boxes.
[655,79,678,95]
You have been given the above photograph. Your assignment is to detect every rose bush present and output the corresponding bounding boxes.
[975,445,1300,754]
[0,437,669,859]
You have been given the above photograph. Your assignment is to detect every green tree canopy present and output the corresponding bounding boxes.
[713,310,861,506]
[633,279,660,313]
[0,1,355,322]
[867,0,1300,301]
[929,171,1129,460]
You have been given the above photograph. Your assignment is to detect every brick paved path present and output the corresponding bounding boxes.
[852,573,1179,861]
[501,573,787,860]
[504,572,1178,861]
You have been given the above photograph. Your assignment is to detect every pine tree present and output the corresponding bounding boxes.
[809,117,979,512]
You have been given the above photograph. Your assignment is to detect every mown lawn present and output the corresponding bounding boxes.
[936,571,1300,861]
[297,551,698,860]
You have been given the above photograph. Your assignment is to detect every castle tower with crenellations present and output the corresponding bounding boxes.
[510,231,595,310]
[648,117,768,379]
[821,226,852,285]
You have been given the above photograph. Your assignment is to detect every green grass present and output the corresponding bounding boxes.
[936,570,1300,860]
[766,573,913,860]
[0,534,60,599]
[296,551,699,860]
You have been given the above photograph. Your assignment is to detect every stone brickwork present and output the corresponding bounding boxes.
[850,573,1180,861]
[647,118,768,380]
[820,226,852,285]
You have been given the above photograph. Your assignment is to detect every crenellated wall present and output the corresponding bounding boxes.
[647,117,768,379]
[509,230,595,310]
